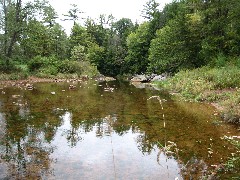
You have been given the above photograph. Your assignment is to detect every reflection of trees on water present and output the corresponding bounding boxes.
[0,90,63,179]
[0,113,55,178]
[0,82,237,179]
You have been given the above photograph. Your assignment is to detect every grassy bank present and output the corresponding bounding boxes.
[0,56,100,81]
[154,65,240,125]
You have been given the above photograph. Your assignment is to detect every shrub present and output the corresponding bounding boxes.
[0,60,20,73]
[28,56,45,72]
[57,60,82,75]
[39,66,58,76]
[214,53,227,68]
[28,56,58,72]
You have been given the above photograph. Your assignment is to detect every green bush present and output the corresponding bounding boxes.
[39,66,58,76]
[0,60,21,73]
[28,56,58,72]
[28,56,45,72]
[214,53,227,68]
[80,61,99,77]
[57,60,82,75]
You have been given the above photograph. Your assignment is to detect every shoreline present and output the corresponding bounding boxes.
[1,76,239,126]
[153,83,240,126]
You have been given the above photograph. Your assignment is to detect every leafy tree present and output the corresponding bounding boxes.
[20,20,67,59]
[141,0,160,20]
[0,0,24,66]
[125,22,152,74]
[85,17,108,47]
[84,16,136,76]
[148,21,188,74]
[194,0,240,61]
[148,1,201,73]
[87,43,105,68]
[112,18,134,48]
[49,23,68,60]
[68,23,91,56]
[0,0,64,68]
[41,4,58,27]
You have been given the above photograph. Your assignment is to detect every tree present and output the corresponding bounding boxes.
[125,22,152,74]
[148,21,188,74]
[71,45,87,61]
[68,23,91,56]
[112,18,134,48]
[41,5,58,27]
[194,0,240,60]
[148,1,200,73]
[62,4,83,23]
[20,20,67,59]
[141,0,160,20]
[0,0,63,67]
[0,0,24,66]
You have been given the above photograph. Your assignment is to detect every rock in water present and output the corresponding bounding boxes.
[131,75,148,82]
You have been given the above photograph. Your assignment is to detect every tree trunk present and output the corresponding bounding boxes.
[3,0,8,55]
[6,0,22,59]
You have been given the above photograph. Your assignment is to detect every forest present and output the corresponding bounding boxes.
[1,0,240,79]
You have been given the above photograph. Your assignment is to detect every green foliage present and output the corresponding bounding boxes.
[148,21,189,74]
[38,66,58,76]
[225,156,240,173]
[213,53,227,68]
[21,20,68,60]
[157,65,240,99]
[0,59,29,80]
[78,61,99,77]
[147,0,240,75]
[57,60,82,75]
[1,0,240,78]
[87,43,105,66]
[28,56,57,72]
[69,23,91,51]
[0,72,28,80]
[71,45,87,61]
[57,59,99,77]
[125,22,152,74]
[141,0,160,20]
[112,18,134,47]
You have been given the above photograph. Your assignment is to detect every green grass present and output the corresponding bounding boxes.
[154,65,240,124]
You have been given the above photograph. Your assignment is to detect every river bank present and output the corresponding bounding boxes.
[152,66,240,126]
[0,75,116,88]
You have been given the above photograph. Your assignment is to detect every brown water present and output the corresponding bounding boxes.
[0,80,239,179]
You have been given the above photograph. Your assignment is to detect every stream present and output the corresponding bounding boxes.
[0,80,239,179]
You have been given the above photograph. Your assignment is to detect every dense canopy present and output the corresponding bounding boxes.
[1,0,240,77]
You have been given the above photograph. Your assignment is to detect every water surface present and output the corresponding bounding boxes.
[0,80,239,179]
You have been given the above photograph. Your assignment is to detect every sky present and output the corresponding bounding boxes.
[48,0,173,34]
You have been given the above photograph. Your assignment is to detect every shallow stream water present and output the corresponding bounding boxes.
[0,80,239,179]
